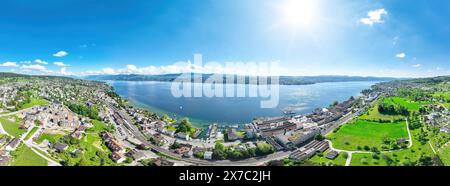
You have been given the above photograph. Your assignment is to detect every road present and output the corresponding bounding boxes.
[0,108,33,118]
[0,107,61,166]
[110,104,297,166]
[109,101,379,166]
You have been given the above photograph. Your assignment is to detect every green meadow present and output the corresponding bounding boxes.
[20,98,50,109]
[328,120,408,151]
[10,145,48,166]
[0,115,26,137]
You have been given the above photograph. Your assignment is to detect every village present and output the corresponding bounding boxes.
[1,73,450,166]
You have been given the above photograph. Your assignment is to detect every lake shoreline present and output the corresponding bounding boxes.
[108,80,380,128]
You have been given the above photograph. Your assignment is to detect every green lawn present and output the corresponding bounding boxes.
[87,120,108,133]
[20,98,50,109]
[10,144,48,166]
[438,144,450,166]
[0,115,26,137]
[35,133,65,144]
[166,125,177,132]
[309,149,348,166]
[360,97,429,122]
[328,120,408,151]
[360,103,404,122]
[52,126,116,166]
[24,126,39,140]
[350,153,387,166]
[32,147,59,162]
[350,129,434,166]
[433,92,450,102]
[443,103,450,109]
[62,133,116,166]
[383,97,429,111]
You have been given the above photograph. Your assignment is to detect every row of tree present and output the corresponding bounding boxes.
[378,101,410,116]
[212,142,274,160]
[66,102,101,121]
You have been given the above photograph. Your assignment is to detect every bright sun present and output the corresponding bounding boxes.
[280,0,318,29]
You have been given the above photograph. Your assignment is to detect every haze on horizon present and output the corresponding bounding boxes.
[0,0,450,78]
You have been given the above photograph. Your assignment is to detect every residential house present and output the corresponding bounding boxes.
[204,151,213,160]
[111,151,126,163]
[126,149,145,161]
[176,132,189,140]
[227,128,238,141]
[152,157,174,166]
[326,151,339,160]
[106,139,125,153]
[0,156,10,166]
[53,142,69,152]
[5,138,20,151]
[150,133,166,146]
[440,126,450,134]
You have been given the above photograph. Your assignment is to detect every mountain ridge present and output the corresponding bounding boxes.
[82,73,401,85]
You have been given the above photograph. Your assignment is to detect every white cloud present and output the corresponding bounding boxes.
[53,51,68,57]
[21,64,46,71]
[412,64,422,68]
[59,67,74,76]
[396,53,406,59]
[360,9,388,26]
[34,59,48,65]
[19,61,31,64]
[54,61,68,67]
[80,60,279,76]
[1,61,19,67]
[102,67,116,74]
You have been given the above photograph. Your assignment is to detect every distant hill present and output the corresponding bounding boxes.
[83,73,399,85]
[0,72,29,77]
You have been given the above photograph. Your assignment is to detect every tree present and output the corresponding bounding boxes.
[331,101,339,107]
[194,151,205,159]
[315,134,325,141]
[213,142,227,160]
[408,119,422,130]
[417,155,433,166]
[176,118,193,134]
[256,142,274,155]
[170,141,180,149]
[77,157,90,166]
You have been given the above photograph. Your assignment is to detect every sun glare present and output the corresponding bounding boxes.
[280,0,318,29]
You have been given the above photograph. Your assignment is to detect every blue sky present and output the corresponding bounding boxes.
[0,0,449,77]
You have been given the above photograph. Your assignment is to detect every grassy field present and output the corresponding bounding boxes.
[52,121,117,166]
[360,103,404,121]
[443,103,450,109]
[350,129,434,166]
[0,115,26,137]
[20,98,50,109]
[438,144,450,166]
[360,97,429,122]
[31,147,59,162]
[350,153,388,166]
[309,149,348,166]
[10,144,48,166]
[433,92,450,101]
[383,97,429,111]
[87,120,108,133]
[328,120,408,151]
[35,133,65,144]
[24,126,39,140]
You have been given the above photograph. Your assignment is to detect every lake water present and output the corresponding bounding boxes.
[107,81,378,127]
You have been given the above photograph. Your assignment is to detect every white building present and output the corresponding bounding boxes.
[204,151,213,160]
